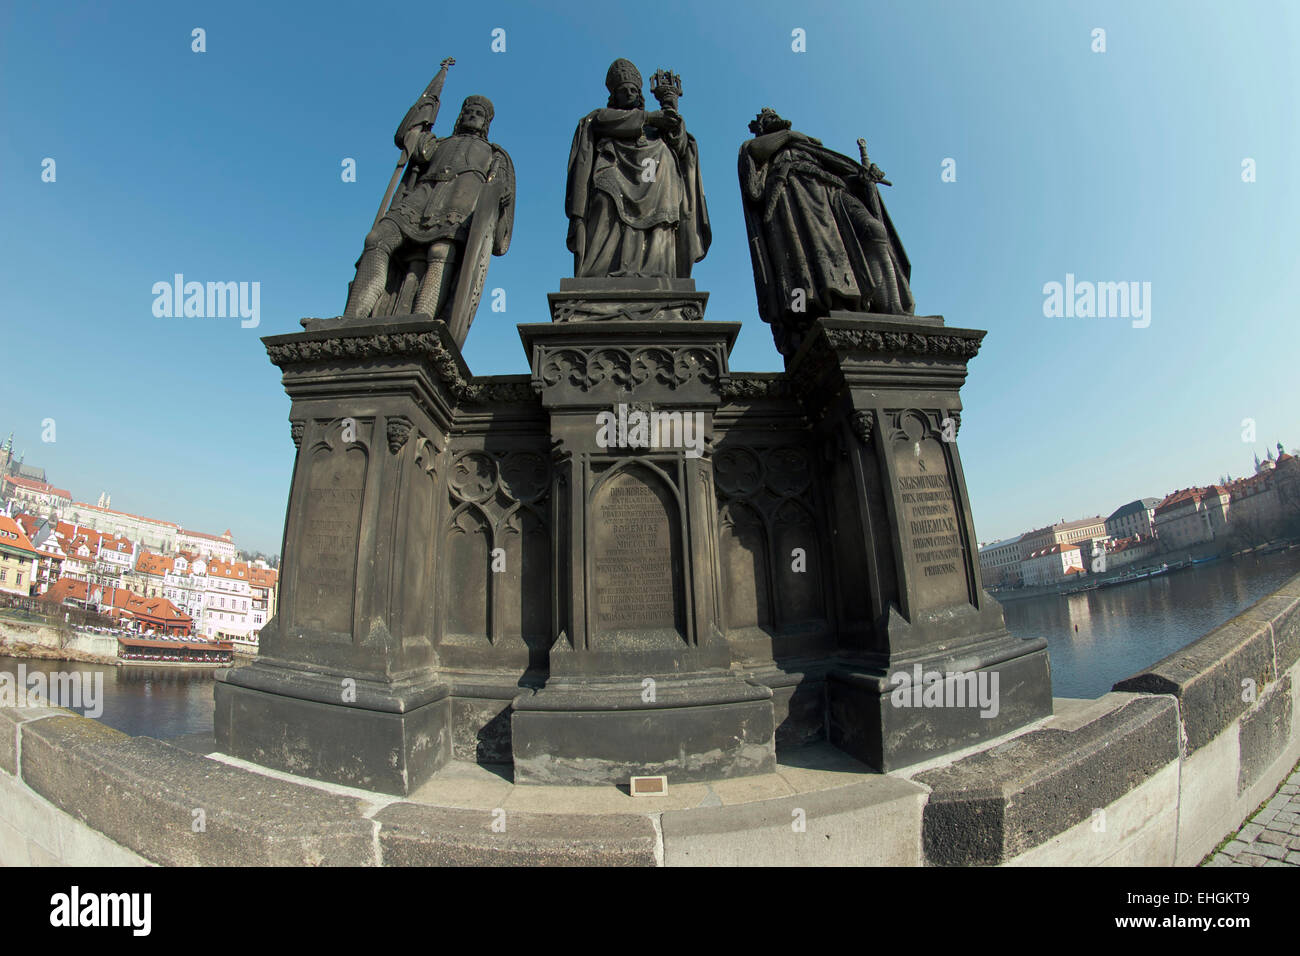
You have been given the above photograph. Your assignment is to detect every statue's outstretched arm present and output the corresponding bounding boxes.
[589,108,647,138]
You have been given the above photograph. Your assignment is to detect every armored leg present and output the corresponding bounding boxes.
[413,240,459,319]
[344,219,403,318]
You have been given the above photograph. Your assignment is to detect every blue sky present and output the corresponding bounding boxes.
[2,0,1297,553]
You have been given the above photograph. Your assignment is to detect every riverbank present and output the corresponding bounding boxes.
[0,616,117,665]
[994,539,1299,604]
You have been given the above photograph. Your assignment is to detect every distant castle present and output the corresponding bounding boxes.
[0,431,46,484]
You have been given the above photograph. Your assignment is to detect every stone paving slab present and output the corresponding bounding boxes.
[1205,764,1300,867]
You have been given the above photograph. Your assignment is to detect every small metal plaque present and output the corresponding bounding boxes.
[630,775,668,797]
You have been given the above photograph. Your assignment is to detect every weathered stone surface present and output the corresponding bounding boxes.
[512,693,776,785]
[20,716,375,866]
[1114,617,1275,752]
[661,775,925,866]
[1004,760,1179,866]
[0,705,71,775]
[1246,591,1300,675]
[451,694,513,763]
[215,679,450,796]
[1238,676,1294,794]
[828,640,1052,772]
[917,695,1179,865]
[769,676,827,749]
[375,802,657,866]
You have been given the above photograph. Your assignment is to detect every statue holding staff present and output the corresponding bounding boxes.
[565,59,710,279]
[341,59,515,349]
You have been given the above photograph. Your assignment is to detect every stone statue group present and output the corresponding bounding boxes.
[343,57,914,359]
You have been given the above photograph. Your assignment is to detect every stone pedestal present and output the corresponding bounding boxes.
[218,297,1048,792]
[509,280,778,785]
[788,313,1052,771]
[214,318,463,795]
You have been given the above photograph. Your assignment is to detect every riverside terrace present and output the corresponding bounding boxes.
[1,569,1298,866]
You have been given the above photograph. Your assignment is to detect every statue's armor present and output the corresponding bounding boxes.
[387,134,496,245]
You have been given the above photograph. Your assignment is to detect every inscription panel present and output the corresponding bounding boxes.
[590,467,684,642]
[894,438,968,609]
[295,446,366,633]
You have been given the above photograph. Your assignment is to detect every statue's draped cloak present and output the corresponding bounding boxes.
[566,108,711,278]
[739,136,912,353]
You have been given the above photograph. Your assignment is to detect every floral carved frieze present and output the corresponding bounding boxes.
[537,345,721,392]
[265,330,536,407]
[822,327,984,359]
[719,376,792,400]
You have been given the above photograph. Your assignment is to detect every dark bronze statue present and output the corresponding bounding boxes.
[739,108,913,357]
[565,59,710,279]
[343,60,515,348]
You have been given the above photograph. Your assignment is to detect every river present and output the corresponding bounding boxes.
[1002,547,1300,699]
[3,549,1299,737]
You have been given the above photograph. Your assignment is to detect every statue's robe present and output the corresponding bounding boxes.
[566,108,710,278]
[739,133,913,355]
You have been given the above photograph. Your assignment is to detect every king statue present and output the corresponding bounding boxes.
[565,58,710,280]
[342,62,515,349]
[738,107,914,358]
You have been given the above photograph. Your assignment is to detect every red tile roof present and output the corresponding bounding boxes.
[0,515,39,555]
[40,578,89,604]
[249,567,278,587]
[135,551,175,576]
[207,558,250,579]
[1155,488,1205,514]
[4,475,72,499]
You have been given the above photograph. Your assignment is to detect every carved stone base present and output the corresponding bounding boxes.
[214,662,451,796]
[547,277,710,324]
[826,633,1052,772]
[510,674,776,785]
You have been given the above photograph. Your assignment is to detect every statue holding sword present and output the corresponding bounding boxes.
[738,108,913,358]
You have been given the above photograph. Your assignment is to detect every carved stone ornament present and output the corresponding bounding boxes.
[386,415,414,454]
[265,330,535,407]
[538,345,720,392]
[823,327,983,359]
[851,410,875,445]
[551,298,704,323]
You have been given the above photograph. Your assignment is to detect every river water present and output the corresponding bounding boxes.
[1002,547,1300,699]
[0,658,219,739]
[3,549,1299,737]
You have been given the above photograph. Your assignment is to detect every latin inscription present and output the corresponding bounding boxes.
[591,472,678,632]
[896,445,967,606]
[301,488,362,588]
[296,446,365,632]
